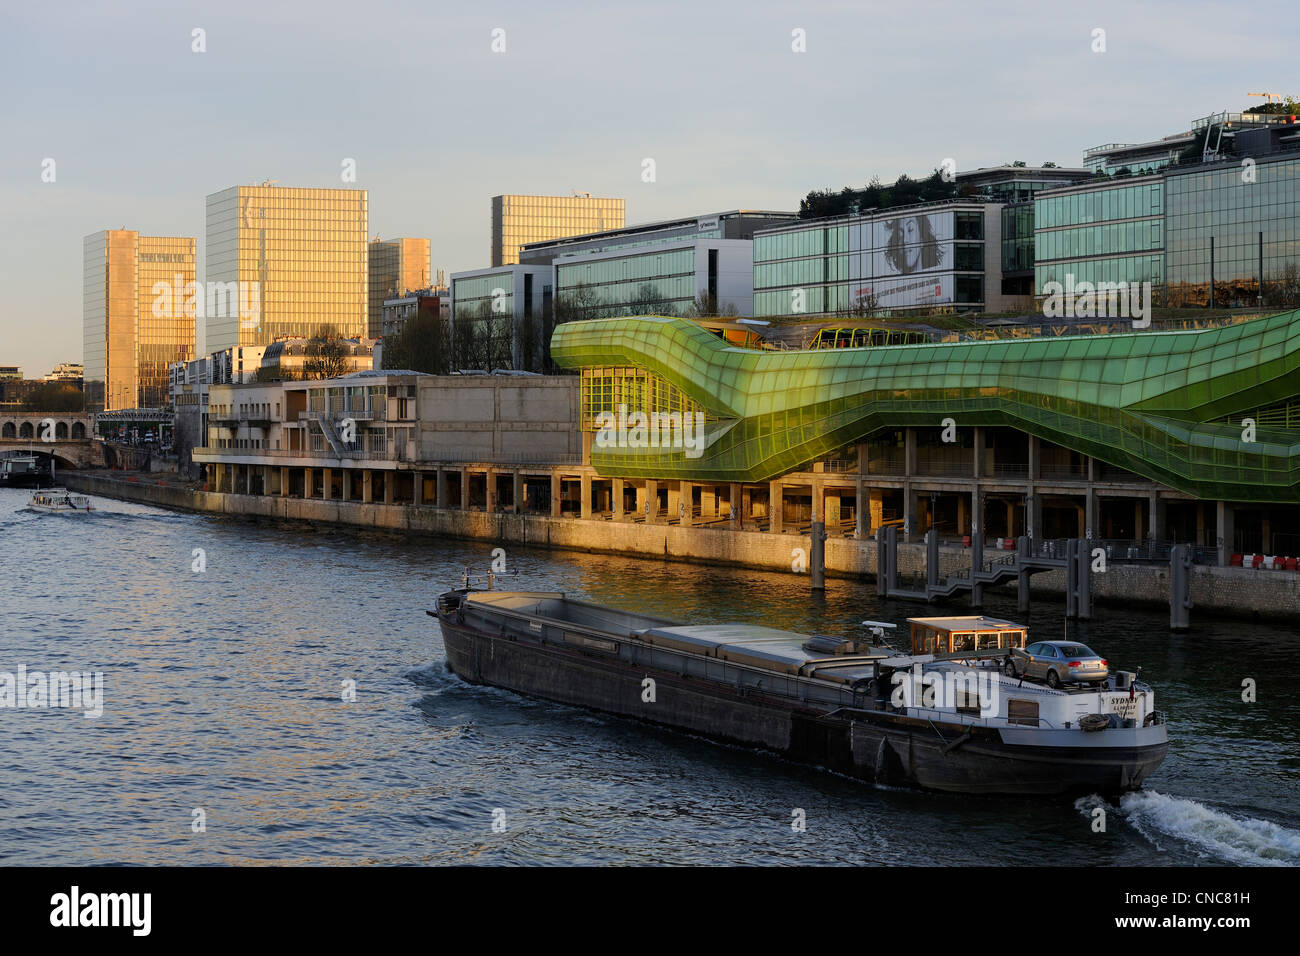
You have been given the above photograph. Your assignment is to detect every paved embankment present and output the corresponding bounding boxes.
[65,471,1300,621]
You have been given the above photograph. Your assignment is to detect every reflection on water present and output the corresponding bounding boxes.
[0,487,1296,865]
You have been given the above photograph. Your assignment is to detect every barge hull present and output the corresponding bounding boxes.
[440,619,1166,797]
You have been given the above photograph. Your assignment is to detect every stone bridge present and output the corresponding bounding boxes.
[0,412,91,442]
[0,413,156,470]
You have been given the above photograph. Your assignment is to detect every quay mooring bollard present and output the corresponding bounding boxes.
[1170,544,1192,630]
[810,520,826,591]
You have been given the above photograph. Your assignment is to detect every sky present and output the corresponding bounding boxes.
[2,0,1297,375]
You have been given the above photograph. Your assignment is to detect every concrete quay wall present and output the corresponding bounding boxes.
[65,473,1300,621]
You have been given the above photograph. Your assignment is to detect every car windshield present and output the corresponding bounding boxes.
[1059,645,1095,658]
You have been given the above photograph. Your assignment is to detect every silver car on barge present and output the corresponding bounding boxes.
[434,589,1169,796]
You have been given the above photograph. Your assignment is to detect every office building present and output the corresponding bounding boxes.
[83,229,196,411]
[526,209,797,320]
[751,202,1008,317]
[449,266,551,370]
[368,238,431,338]
[205,184,368,356]
[491,194,624,267]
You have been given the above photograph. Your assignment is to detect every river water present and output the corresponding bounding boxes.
[0,486,1297,866]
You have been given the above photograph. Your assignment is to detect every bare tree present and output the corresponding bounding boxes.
[302,327,352,380]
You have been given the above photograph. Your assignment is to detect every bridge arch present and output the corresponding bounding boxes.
[18,422,33,439]
[1,422,13,439]
[71,422,86,439]
[55,421,69,439]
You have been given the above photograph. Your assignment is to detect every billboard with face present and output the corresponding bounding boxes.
[843,211,957,306]
[875,213,951,276]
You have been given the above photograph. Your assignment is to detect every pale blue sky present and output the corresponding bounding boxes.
[2,0,1295,374]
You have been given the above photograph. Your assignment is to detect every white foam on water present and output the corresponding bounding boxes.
[1120,790,1300,866]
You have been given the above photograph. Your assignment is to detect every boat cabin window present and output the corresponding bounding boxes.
[1007,699,1039,726]
[950,632,974,652]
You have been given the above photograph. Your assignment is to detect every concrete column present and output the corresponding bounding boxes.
[324,468,334,500]
[411,471,422,506]
[644,479,659,524]
[461,469,470,510]
[903,480,917,542]
[680,481,693,527]
[1134,499,1144,540]
[486,470,498,513]
[303,467,313,499]
[905,428,917,476]
[1028,436,1040,481]
[1006,499,1016,538]
[550,473,562,517]
[580,473,591,519]
[811,478,824,523]
[958,493,969,536]
[434,467,445,508]
[341,468,351,502]
[1085,487,1098,540]
[613,478,624,520]
[1149,492,1163,541]
[1217,501,1234,564]
[730,482,742,531]
[855,479,866,538]
[769,481,783,534]
[263,465,272,496]
[280,466,289,497]
[245,466,253,495]
[667,482,680,523]
[973,426,984,479]
[362,470,373,503]
[702,486,717,518]
[1029,493,1043,540]
[383,471,394,504]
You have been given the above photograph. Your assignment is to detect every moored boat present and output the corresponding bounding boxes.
[433,588,1169,796]
[1,454,55,488]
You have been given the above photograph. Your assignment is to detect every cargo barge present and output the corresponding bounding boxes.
[434,589,1169,796]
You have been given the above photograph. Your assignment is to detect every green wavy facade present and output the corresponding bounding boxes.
[551,313,1300,502]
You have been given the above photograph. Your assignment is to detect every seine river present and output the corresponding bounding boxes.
[1,486,1297,866]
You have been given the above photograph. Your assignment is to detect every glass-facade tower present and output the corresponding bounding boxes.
[1033,177,1165,296]
[491,194,625,267]
[205,185,368,356]
[1165,154,1300,307]
[368,237,430,338]
[83,230,196,411]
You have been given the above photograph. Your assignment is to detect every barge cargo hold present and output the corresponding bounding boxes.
[434,590,1169,796]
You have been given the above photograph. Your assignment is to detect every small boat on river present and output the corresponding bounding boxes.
[29,489,93,514]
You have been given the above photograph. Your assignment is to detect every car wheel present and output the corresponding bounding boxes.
[1004,659,1017,677]
[1046,669,1061,689]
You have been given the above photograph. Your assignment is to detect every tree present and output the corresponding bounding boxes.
[302,327,352,380]
[21,382,84,412]
[848,289,880,317]
[687,291,737,318]
[1264,262,1300,309]
[552,281,603,325]
[384,310,453,375]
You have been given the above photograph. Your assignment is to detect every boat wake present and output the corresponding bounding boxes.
[1114,790,1300,865]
